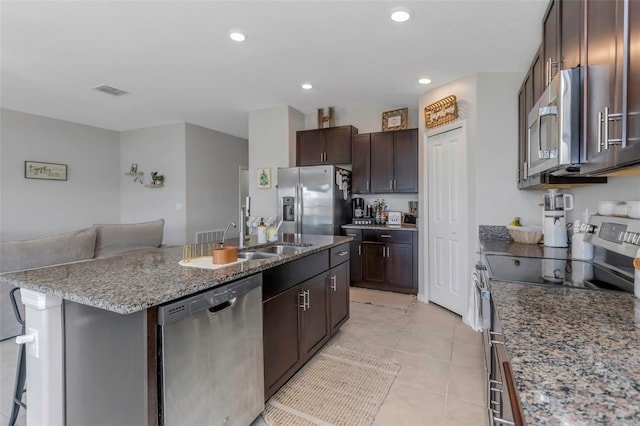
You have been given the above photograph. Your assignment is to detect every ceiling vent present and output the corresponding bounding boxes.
[93,85,129,96]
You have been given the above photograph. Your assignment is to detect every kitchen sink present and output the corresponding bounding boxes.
[237,252,280,260]
[254,245,304,255]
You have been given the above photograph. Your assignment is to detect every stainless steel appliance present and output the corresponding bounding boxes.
[277,165,351,235]
[475,214,640,425]
[527,67,581,177]
[542,189,574,247]
[157,274,264,426]
[353,197,365,218]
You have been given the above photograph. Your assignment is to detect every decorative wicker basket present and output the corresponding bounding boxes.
[507,225,543,244]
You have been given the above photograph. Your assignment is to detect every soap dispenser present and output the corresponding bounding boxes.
[257,218,267,244]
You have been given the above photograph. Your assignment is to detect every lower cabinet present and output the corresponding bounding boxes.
[262,244,350,400]
[347,228,417,294]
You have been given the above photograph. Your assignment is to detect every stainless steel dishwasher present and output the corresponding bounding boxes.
[157,273,264,426]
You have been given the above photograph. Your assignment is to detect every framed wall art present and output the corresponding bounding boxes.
[25,161,67,181]
[382,108,408,131]
[257,167,271,189]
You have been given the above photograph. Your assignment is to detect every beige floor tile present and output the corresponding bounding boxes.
[451,340,485,370]
[349,300,377,319]
[444,396,488,426]
[350,287,414,310]
[392,351,451,395]
[368,305,412,330]
[341,323,402,349]
[453,323,482,346]
[374,382,446,426]
[447,364,486,406]
[396,331,453,362]
[331,334,398,359]
[405,313,457,339]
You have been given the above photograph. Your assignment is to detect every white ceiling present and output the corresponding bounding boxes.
[1,0,548,139]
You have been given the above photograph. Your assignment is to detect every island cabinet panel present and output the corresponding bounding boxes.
[328,243,350,335]
[299,273,330,359]
[263,284,303,399]
[342,229,363,283]
[262,245,350,400]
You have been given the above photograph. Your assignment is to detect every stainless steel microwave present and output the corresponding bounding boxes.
[527,67,581,177]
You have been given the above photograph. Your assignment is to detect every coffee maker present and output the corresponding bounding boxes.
[542,189,574,247]
[352,198,365,218]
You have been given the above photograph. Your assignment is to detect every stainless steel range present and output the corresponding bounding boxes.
[475,215,640,426]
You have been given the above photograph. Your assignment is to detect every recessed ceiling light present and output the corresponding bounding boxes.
[390,7,412,23]
[301,83,313,90]
[229,32,246,42]
[418,78,432,85]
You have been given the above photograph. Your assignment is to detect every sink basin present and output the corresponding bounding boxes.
[254,245,304,255]
[237,252,280,260]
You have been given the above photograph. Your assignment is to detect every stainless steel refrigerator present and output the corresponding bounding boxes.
[277,165,351,235]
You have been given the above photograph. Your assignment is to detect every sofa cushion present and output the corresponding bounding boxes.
[0,227,97,340]
[93,218,164,258]
[0,227,97,273]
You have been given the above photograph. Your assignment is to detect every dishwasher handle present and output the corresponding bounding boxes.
[208,297,237,315]
[158,273,262,325]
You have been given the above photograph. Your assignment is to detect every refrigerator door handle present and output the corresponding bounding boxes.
[297,183,303,234]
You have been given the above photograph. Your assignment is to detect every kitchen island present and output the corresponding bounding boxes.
[480,236,640,425]
[0,234,351,426]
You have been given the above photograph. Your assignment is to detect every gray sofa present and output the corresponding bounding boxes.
[0,219,165,340]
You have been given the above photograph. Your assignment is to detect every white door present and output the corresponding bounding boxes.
[426,123,468,315]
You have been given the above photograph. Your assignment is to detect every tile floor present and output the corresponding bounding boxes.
[0,287,488,426]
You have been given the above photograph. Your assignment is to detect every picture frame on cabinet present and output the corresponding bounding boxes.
[24,161,67,181]
[382,108,408,131]
[257,167,271,189]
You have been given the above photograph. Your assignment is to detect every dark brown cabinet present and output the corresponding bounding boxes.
[262,245,350,400]
[369,128,418,193]
[357,229,417,294]
[560,0,583,70]
[299,273,330,359]
[582,0,640,174]
[296,125,357,166]
[262,284,303,399]
[342,229,362,283]
[351,133,371,193]
[328,258,350,336]
[542,0,560,87]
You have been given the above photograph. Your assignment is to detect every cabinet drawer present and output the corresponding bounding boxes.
[363,229,412,244]
[342,229,362,241]
[330,243,350,267]
[263,251,329,300]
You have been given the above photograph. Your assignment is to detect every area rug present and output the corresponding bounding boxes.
[263,345,400,426]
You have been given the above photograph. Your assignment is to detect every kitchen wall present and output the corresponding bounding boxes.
[185,123,248,243]
[0,109,121,240]
[248,106,304,218]
[120,123,187,245]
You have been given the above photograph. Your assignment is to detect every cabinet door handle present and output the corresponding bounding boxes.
[597,111,603,152]
[330,275,337,291]
[298,291,306,311]
[386,247,390,258]
[366,181,369,191]
[394,179,397,190]
[389,180,393,190]
[337,251,349,257]
[380,234,392,238]
[381,247,386,257]
[358,244,361,256]
[603,107,610,151]
[305,290,310,309]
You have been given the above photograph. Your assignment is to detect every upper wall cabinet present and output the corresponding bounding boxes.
[542,0,560,87]
[370,128,418,193]
[582,0,640,174]
[296,125,358,166]
[351,133,371,193]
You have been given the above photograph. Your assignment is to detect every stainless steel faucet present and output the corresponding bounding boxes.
[221,222,236,247]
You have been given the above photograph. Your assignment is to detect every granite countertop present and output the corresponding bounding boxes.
[0,234,351,315]
[342,224,418,232]
[490,281,640,425]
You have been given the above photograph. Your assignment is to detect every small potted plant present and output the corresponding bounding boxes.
[150,172,164,186]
